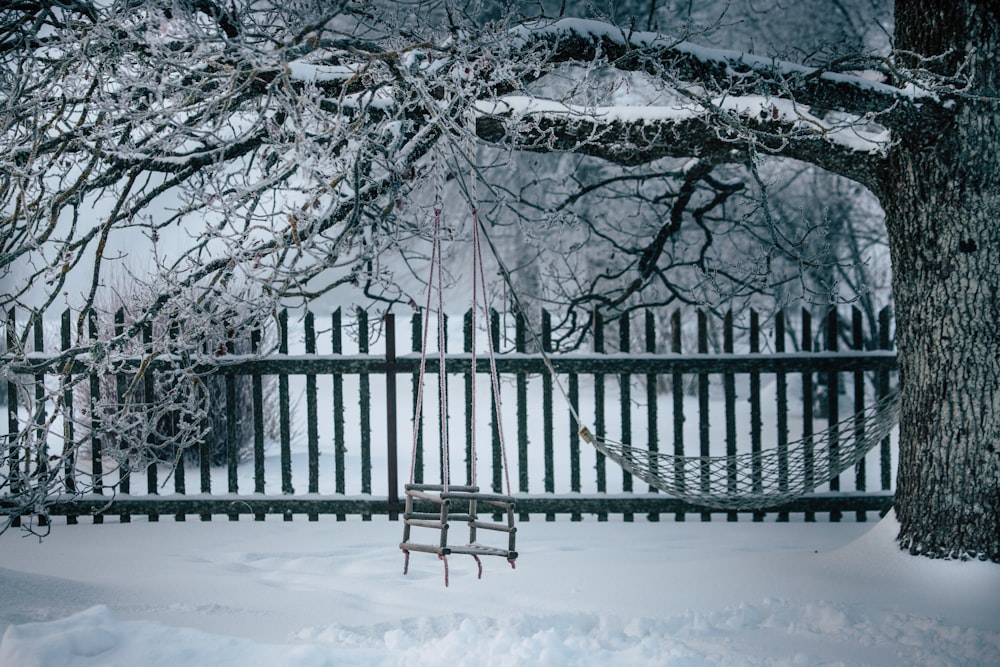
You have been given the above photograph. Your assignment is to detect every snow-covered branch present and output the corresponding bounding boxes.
[509,18,948,130]
[473,94,887,185]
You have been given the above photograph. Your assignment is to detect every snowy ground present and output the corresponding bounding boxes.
[3,319,997,665]
[1,511,998,667]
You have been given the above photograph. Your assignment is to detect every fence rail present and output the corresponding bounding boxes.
[2,305,897,524]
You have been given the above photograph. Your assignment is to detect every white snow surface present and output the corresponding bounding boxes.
[1,511,998,667]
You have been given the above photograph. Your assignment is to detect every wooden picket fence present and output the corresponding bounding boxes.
[2,305,897,524]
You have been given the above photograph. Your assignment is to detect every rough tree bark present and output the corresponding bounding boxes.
[879,0,1000,560]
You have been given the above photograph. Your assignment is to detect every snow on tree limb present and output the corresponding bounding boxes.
[509,17,943,116]
[472,94,887,185]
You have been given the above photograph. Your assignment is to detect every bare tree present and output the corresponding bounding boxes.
[1,1,997,561]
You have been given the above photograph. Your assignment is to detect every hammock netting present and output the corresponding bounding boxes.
[581,392,900,510]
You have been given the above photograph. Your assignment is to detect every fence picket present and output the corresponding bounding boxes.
[593,310,607,521]
[775,311,789,523]
[33,314,48,527]
[670,309,682,523]
[357,307,372,520]
[723,311,737,522]
[278,309,293,512]
[569,370,581,522]
[142,321,158,523]
[619,312,633,522]
[305,311,319,521]
[225,369,237,522]
[408,310,423,488]
[385,313,399,521]
[515,312,529,522]
[112,309,128,522]
[490,309,502,497]
[646,310,661,523]
[750,310,764,522]
[879,307,893,491]
[251,326,265,522]
[88,311,104,524]
[802,308,815,523]
[542,310,555,522]
[333,309,346,520]
[698,310,711,522]
[853,308,867,522]
[167,317,185,523]
[63,309,79,525]
[5,308,19,528]
[827,309,841,522]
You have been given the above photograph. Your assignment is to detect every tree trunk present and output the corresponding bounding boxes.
[881,0,1000,561]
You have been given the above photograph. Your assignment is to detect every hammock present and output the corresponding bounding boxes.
[578,391,900,510]
[469,200,901,512]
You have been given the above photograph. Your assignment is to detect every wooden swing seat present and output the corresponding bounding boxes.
[400,483,517,582]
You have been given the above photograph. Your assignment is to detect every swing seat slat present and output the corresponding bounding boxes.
[448,544,517,559]
[468,520,516,534]
[400,542,451,556]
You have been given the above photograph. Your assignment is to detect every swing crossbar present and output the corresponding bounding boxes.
[405,484,480,492]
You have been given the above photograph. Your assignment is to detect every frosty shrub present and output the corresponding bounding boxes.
[75,280,281,475]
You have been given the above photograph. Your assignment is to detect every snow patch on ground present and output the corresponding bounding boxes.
[1,511,998,666]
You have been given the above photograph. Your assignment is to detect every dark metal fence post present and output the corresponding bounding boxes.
[827,309,841,522]
[750,310,764,522]
[62,309,79,525]
[88,311,104,524]
[251,326,265,521]
[723,311,737,522]
[775,311,789,523]
[698,310,711,522]
[5,308,20,528]
[385,313,399,520]
[304,311,319,522]
[592,309,606,522]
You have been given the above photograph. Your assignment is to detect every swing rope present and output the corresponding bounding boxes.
[471,206,514,497]
[408,206,450,491]
[465,130,512,497]
[400,162,519,584]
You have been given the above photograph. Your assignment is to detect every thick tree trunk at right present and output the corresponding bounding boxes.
[880,0,1000,561]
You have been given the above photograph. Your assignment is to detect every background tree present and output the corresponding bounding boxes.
[1,0,996,561]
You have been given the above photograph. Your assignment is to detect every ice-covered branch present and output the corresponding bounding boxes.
[474,94,885,186]
[509,17,949,129]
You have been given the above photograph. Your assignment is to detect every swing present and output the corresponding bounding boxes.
[400,205,517,586]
